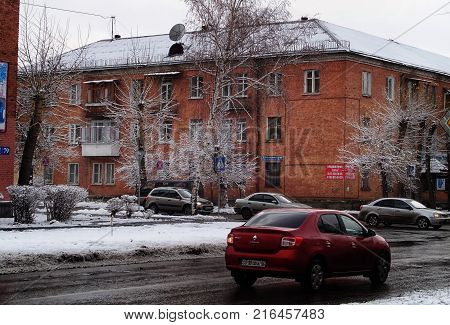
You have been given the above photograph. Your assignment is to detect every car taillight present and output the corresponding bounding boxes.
[281,236,303,247]
[227,233,234,246]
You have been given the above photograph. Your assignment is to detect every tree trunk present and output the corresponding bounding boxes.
[379,163,389,197]
[190,179,200,215]
[447,138,450,210]
[137,104,147,185]
[426,124,437,208]
[18,97,44,185]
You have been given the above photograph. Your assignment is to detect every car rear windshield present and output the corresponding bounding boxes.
[245,211,310,229]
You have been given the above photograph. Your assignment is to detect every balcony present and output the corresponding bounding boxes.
[81,126,120,157]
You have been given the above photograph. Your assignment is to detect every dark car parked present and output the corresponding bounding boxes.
[359,198,450,230]
[225,209,390,291]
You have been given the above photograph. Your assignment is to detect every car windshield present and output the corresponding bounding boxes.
[245,211,309,228]
[178,189,192,198]
[275,195,297,203]
[409,200,427,209]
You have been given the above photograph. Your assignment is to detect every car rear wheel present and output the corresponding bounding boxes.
[369,253,390,285]
[232,272,257,288]
[432,225,442,230]
[366,214,379,227]
[417,217,430,230]
[148,204,159,214]
[241,208,253,220]
[303,259,325,292]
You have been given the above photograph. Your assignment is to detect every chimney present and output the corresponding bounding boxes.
[114,34,121,40]
[301,16,308,21]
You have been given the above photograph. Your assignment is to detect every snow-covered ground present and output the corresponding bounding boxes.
[356,288,450,305]
[0,221,241,256]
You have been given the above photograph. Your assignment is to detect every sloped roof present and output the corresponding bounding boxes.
[65,19,450,76]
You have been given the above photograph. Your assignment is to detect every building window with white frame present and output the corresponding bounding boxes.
[237,119,247,142]
[268,73,282,96]
[105,163,115,185]
[190,76,203,99]
[159,121,173,143]
[386,76,394,101]
[362,71,372,97]
[44,165,54,185]
[92,163,102,185]
[304,70,320,94]
[189,119,203,140]
[68,163,79,185]
[43,125,56,144]
[69,124,81,145]
[160,80,173,109]
[237,74,248,97]
[266,117,281,141]
[224,119,233,141]
[70,84,81,105]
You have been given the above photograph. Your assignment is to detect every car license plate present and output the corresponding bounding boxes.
[241,259,266,268]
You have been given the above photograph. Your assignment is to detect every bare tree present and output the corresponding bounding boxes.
[17,5,86,185]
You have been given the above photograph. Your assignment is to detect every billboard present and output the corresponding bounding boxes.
[0,62,7,132]
[325,164,356,180]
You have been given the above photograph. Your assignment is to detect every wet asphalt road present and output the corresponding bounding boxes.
[1,225,449,305]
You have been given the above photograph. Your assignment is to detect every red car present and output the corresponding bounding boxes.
[225,209,391,291]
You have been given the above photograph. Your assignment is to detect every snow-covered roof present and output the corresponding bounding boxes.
[65,19,450,77]
[83,79,116,84]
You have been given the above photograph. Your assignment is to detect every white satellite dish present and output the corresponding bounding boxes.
[169,24,186,42]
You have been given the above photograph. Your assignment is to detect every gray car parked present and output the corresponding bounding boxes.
[144,187,213,215]
[359,198,450,230]
[233,192,311,220]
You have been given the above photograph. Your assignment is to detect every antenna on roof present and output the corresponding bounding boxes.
[169,24,186,42]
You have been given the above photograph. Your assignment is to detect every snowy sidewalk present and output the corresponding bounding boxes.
[355,287,450,305]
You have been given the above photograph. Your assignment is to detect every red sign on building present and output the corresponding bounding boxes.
[326,164,356,180]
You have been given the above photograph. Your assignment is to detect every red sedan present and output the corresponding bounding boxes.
[225,209,391,291]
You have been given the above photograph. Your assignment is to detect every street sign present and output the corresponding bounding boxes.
[440,110,450,135]
[0,146,10,155]
[262,156,283,162]
[214,155,226,173]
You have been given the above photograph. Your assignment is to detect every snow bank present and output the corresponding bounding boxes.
[356,288,450,305]
[0,221,241,256]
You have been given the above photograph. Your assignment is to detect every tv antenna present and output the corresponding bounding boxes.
[169,24,186,42]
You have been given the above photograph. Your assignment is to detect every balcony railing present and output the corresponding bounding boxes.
[81,126,120,157]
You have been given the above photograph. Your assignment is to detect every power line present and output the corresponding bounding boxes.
[20,2,110,19]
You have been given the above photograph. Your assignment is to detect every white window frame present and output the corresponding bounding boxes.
[190,76,203,99]
[68,163,79,185]
[69,124,81,145]
[44,165,54,185]
[304,70,320,94]
[92,163,102,185]
[268,73,282,96]
[362,71,372,97]
[70,84,81,105]
[236,74,248,98]
[159,121,173,143]
[224,119,233,141]
[105,163,115,185]
[237,119,247,143]
[160,80,173,109]
[266,117,282,141]
[189,119,203,140]
[386,76,394,101]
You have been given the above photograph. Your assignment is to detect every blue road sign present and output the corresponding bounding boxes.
[214,155,226,173]
[0,146,10,155]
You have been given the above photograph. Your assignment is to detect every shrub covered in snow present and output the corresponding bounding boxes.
[120,195,139,217]
[7,185,43,224]
[43,185,88,222]
[106,197,125,218]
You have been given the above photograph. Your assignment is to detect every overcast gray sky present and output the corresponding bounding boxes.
[21,0,450,57]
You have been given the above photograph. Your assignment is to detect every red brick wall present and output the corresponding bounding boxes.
[0,0,19,199]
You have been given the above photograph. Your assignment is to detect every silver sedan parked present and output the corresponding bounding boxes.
[233,192,311,220]
[359,198,450,230]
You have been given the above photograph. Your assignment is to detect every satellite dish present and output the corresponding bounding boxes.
[169,24,186,42]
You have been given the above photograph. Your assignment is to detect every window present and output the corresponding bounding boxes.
[43,125,56,144]
[105,163,115,185]
[161,80,173,109]
[395,200,412,210]
[304,70,320,94]
[265,162,281,187]
[431,86,437,106]
[87,83,113,103]
[159,121,173,143]
[166,190,181,200]
[83,120,118,144]
[237,74,248,97]
[373,199,396,208]
[68,163,79,185]
[92,163,102,185]
[157,161,170,179]
[263,195,278,204]
[44,165,54,185]
[318,214,342,234]
[69,124,81,145]
[386,76,394,101]
[340,215,365,236]
[407,80,419,102]
[222,78,232,98]
[189,119,203,140]
[362,71,372,97]
[190,76,203,99]
[249,194,265,202]
[445,91,450,110]
[361,171,370,191]
[224,119,233,141]
[236,119,247,142]
[266,117,281,141]
[268,73,282,96]
[245,211,309,228]
[70,84,81,105]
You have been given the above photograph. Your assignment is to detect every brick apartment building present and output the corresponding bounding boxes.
[0,0,20,200]
[35,19,450,204]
